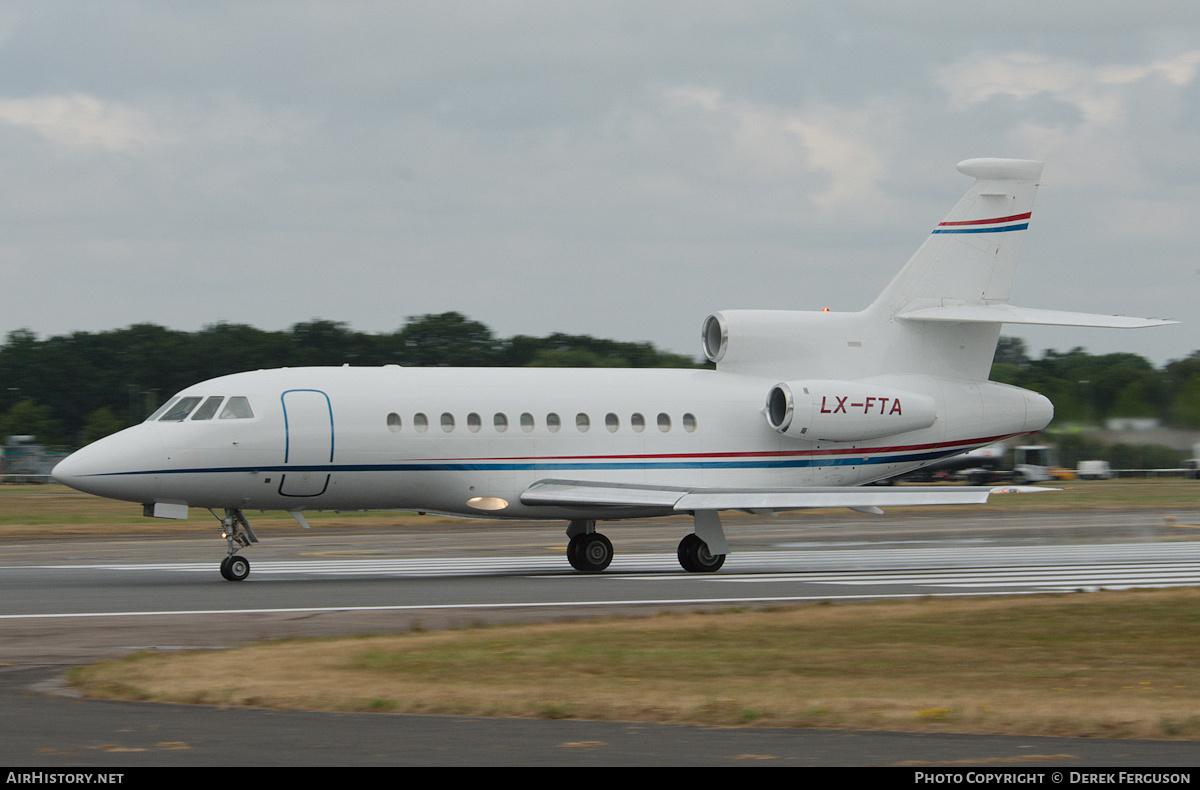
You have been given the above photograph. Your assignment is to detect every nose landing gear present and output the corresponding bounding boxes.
[211,508,257,581]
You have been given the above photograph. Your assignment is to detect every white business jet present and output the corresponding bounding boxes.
[52,159,1173,581]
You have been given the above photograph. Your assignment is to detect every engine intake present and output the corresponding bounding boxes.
[701,314,728,363]
[766,380,937,441]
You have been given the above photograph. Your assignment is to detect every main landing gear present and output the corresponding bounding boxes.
[564,511,729,574]
[211,508,258,581]
[677,532,725,572]
[566,520,614,572]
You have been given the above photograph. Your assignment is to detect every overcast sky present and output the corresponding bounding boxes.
[1,1,1197,366]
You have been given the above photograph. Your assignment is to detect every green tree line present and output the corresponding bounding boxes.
[990,337,1200,431]
[0,313,700,446]
[2,320,1198,449]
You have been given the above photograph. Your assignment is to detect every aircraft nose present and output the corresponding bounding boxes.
[52,425,163,503]
[50,450,98,488]
[50,455,75,486]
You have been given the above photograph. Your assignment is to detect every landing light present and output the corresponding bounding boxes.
[466,496,509,511]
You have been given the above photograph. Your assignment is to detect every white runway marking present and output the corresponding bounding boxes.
[707,562,1200,590]
[14,542,1200,593]
[0,592,1043,621]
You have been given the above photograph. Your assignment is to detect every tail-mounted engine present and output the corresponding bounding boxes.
[765,380,937,442]
[701,309,870,378]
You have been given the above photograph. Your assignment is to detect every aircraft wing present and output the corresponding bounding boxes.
[897,304,1176,329]
[520,478,1048,513]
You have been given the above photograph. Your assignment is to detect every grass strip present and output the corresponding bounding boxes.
[69,587,1200,739]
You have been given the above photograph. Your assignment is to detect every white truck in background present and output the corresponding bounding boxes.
[1076,460,1114,480]
[1012,444,1067,483]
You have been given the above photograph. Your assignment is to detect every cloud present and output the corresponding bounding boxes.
[661,86,895,215]
[937,49,1200,127]
[939,52,1120,125]
[935,49,1200,191]
[0,92,167,152]
[1098,51,1200,87]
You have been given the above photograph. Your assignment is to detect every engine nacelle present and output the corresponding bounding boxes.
[700,309,874,379]
[765,380,937,441]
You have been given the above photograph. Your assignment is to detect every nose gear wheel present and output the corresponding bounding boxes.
[210,508,258,581]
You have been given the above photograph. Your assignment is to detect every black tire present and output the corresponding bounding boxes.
[678,533,725,573]
[677,533,700,571]
[574,533,613,573]
[566,534,585,571]
[220,555,250,582]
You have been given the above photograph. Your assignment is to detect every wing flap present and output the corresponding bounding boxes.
[675,487,995,510]
[521,479,1053,512]
[520,480,688,508]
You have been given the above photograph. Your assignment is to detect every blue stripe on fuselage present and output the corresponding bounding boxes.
[76,446,965,478]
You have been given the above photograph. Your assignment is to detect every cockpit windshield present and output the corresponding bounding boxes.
[158,397,203,422]
[145,397,179,422]
[191,396,224,421]
[146,395,255,422]
[219,396,254,419]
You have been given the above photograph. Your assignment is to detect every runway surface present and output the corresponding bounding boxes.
[3,507,1200,766]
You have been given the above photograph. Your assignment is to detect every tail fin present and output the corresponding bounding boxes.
[706,158,1172,382]
[872,158,1044,317]
[869,158,1172,379]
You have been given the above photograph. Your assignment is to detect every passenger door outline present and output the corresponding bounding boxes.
[279,389,334,498]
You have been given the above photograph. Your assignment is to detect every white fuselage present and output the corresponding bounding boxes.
[52,364,1052,520]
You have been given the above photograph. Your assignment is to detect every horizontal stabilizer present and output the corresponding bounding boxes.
[521,479,1055,513]
[897,304,1176,329]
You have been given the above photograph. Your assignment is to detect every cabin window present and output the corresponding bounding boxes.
[441,413,455,432]
[520,413,534,433]
[657,413,671,432]
[467,412,482,433]
[576,413,590,432]
[414,413,428,433]
[191,396,224,421]
[605,413,619,433]
[387,413,402,432]
[219,397,254,420]
[494,413,508,433]
[683,413,697,432]
[630,413,645,433]
[159,396,202,422]
[546,413,561,433]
